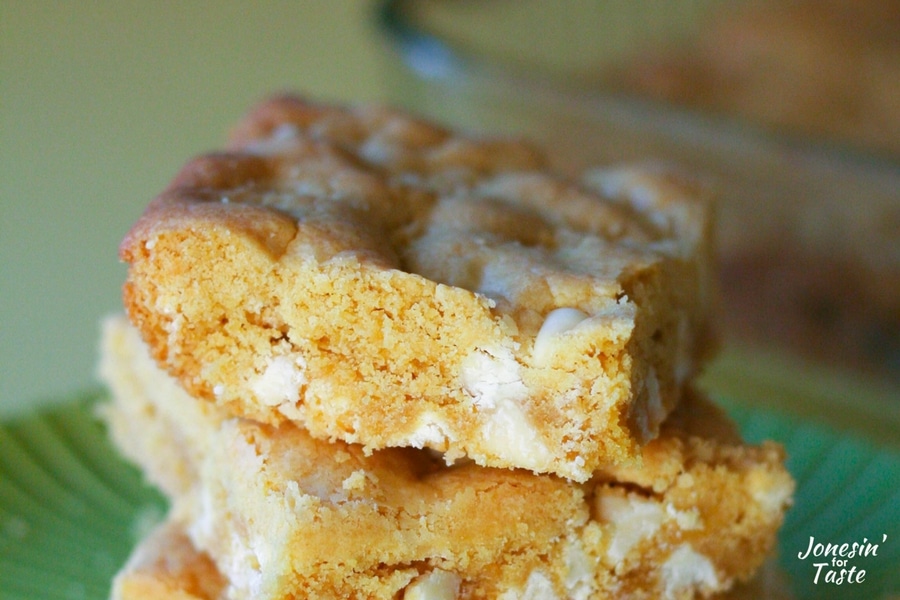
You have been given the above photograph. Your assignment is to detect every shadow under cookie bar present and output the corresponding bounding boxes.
[99,315,790,600]
[119,95,717,481]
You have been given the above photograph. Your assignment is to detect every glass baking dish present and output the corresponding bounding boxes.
[375,0,900,383]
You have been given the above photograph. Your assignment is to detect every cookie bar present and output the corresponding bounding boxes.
[99,315,792,600]
[110,518,225,600]
[119,95,717,480]
[111,519,794,600]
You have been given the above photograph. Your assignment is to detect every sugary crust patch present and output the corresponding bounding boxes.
[100,315,791,600]
[120,95,717,480]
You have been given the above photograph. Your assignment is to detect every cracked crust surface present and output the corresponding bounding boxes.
[120,95,717,480]
[100,315,791,600]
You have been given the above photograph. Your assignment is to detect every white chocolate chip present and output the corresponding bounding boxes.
[460,347,527,412]
[661,545,718,598]
[564,537,596,600]
[598,495,666,563]
[408,412,453,449]
[243,123,300,155]
[532,308,590,365]
[459,347,555,473]
[403,570,461,600]
[666,503,701,530]
[341,469,368,492]
[518,571,559,600]
[251,355,308,407]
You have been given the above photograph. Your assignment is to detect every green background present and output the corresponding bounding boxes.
[1,1,386,415]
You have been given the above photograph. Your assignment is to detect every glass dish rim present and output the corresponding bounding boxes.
[374,0,900,169]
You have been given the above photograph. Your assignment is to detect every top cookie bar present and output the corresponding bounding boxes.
[120,95,717,480]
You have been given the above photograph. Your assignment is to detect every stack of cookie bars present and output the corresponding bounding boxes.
[98,95,794,599]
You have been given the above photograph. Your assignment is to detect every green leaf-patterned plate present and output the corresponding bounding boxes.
[0,391,166,600]
[1,380,898,599]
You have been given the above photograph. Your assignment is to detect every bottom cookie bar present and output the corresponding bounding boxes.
[99,315,793,600]
[110,518,226,600]
[111,517,795,600]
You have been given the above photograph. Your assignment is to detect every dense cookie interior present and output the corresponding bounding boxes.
[121,95,716,479]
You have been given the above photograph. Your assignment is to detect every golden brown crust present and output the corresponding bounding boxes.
[119,95,717,480]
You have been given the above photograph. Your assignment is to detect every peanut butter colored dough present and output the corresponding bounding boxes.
[120,96,717,480]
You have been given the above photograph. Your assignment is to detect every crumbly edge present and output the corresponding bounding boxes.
[119,97,718,479]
